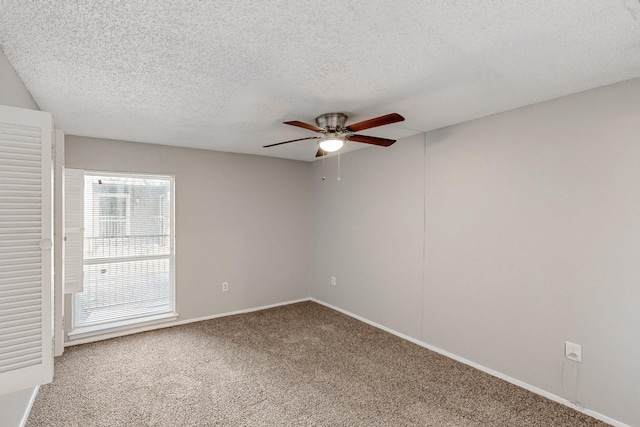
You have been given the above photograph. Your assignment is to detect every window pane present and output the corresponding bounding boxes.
[75,259,171,325]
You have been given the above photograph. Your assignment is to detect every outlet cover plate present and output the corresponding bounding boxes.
[565,341,582,363]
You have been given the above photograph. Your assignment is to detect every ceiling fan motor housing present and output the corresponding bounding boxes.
[316,113,348,132]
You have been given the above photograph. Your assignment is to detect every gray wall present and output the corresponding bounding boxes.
[65,136,310,325]
[0,49,38,110]
[424,78,640,426]
[310,134,425,338]
[310,78,640,427]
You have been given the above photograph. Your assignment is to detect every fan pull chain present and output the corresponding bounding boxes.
[322,150,326,181]
[337,151,341,181]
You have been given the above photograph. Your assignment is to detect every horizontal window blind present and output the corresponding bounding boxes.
[74,173,174,328]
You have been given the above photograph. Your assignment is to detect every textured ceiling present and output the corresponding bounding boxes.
[1,1,639,161]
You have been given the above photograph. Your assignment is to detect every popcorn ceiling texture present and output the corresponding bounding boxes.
[0,0,639,160]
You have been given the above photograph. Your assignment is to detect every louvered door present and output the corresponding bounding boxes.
[0,105,54,396]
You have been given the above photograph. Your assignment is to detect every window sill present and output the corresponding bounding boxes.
[68,312,178,341]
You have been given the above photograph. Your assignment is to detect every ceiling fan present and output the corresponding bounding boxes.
[264,112,405,157]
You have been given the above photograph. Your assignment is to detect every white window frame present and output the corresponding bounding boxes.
[68,171,177,340]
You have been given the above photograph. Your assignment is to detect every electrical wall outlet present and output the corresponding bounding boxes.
[222,281,229,292]
[331,276,337,286]
[565,341,582,363]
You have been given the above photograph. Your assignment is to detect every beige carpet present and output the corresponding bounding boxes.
[27,302,606,426]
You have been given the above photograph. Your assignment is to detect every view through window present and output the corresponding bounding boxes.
[74,173,174,327]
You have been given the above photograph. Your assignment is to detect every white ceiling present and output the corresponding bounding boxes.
[1,1,639,161]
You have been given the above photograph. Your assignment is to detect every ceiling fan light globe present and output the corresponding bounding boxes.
[318,138,344,153]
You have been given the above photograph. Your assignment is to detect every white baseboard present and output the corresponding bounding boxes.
[171,298,311,327]
[309,298,627,427]
[15,386,39,427]
[65,298,311,347]
[0,386,40,427]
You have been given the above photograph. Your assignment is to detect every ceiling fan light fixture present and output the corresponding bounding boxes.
[318,135,345,153]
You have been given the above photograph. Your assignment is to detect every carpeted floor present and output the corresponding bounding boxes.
[27,301,607,426]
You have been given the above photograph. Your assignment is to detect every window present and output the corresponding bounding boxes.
[73,172,175,330]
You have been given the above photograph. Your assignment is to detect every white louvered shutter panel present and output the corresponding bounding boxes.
[0,105,54,396]
[64,169,84,294]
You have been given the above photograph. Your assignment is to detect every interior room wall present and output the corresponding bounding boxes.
[309,133,426,338]
[310,78,640,427]
[65,136,311,332]
[0,49,39,110]
[424,78,640,427]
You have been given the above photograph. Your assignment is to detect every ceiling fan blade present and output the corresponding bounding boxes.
[346,113,405,132]
[349,134,396,147]
[263,136,320,148]
[315,148,328,157]
[284,120,325,133]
